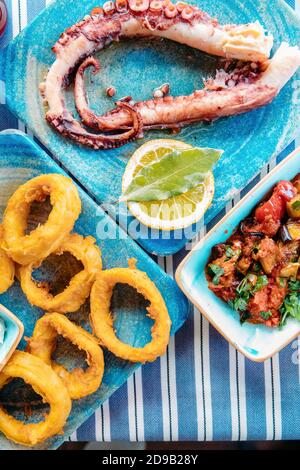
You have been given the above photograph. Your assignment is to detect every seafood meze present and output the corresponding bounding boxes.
[41,1,300,150]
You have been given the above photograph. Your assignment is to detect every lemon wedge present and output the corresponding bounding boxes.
[122,139,215,231]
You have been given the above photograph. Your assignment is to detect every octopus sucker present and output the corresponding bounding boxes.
[43,1,300,149]
[46,100,143,149]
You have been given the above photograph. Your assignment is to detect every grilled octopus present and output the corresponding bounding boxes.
[41,0,300,150]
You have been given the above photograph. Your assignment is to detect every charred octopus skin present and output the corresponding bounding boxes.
[41,0,270,149]
[42,1,300,149]
[74,42,300,133]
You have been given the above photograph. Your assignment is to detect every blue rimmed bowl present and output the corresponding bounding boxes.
[176,146,300,362]
[0,304,24,372]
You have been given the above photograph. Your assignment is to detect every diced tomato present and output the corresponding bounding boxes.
[275,181,297,201]
[255,180,296,224]
[209,284,236,302]
[258,216,281,237]
[268,282,286,311]
[247,281,286,326]
[247,285,269,316]
[265,313,280,328]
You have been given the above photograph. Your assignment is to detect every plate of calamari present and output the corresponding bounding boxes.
[0,0,299,256]
[0,131,189,450]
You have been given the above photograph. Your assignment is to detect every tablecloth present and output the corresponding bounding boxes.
[0,0,299,443]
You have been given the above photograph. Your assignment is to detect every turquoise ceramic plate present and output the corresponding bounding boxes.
[0,0,299,256]
[0,131,189,450]
[176,146,300,362]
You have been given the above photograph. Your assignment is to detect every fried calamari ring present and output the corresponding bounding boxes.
[2,174,81,265]
[0,225,15,294]
[28,313,104,400]
[90,263,171,363]
[19,233,102,313]
[0,351,71,447]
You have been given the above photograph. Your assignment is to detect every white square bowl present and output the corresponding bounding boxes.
[176,147,300,362]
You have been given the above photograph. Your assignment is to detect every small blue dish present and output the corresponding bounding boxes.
[176,146,300,362]
[0,304,24,372]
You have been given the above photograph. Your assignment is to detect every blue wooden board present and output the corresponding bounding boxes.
[0,131,190,450]
[0,0,299,256]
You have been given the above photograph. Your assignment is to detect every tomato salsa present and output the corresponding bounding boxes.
[206,174,300,328]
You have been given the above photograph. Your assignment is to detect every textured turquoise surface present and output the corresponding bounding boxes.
[0,132,189,450]
[177,148,300,361]
[0,0,299,256]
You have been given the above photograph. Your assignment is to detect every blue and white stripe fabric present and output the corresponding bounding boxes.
[0,0,300,442]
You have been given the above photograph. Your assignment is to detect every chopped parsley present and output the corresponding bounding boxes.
[240,311,251,325]
[279,277,286,288]
[207,264,224,285]
[288,279,300,292]
[279,292,300,328]
[225,246,236,261]
[229,276,252,315]
[253,275,268,293]
[292,200,300,211]
[229,296,248,313]
[253,262,262,273]
[236,276,252,295]
[228,273,269,325]
[260,311,272,320]
[224,245,241,261]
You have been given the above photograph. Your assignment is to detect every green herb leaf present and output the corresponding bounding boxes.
[121,147,223,202]
[260,311,272,320]
[288,279,300,292]
[236,276,252,295]
[225,245,239,261]
[253,262,262,273]
[240,311,251,325]
[279,310,289,329]
[253,275,268,293]
[279,278,286,288]
[229,297,249,312]
[279,292,300,327]
[207,264,224,286]
[292,200,300,211]
[228,272,268,322]
[282,293,300,319]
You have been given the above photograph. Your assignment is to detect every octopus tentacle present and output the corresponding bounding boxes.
[76,82,278,131]
[73,42,300,131]
[74,56,117,131]
[43,1,275,148]
[46,100,143,149]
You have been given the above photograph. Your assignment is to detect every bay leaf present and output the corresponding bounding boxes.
[121,147,223,203]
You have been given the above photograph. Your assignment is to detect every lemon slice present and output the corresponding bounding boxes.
[122,139,215,231]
